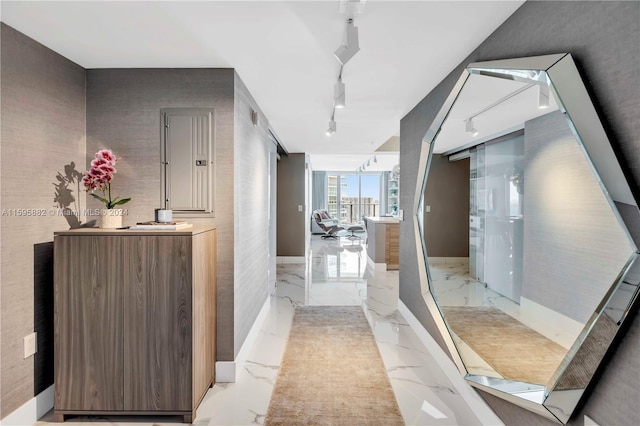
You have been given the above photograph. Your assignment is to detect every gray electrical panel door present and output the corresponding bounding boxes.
[161,108,214,215]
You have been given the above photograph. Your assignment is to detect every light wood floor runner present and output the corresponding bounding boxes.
[265,306,404,426]
[442,306,567,385]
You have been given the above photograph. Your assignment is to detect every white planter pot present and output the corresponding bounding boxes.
[98,209,123,229]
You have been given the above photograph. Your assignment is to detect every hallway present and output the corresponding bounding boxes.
[194,234,501,425]
[33,234,502,426]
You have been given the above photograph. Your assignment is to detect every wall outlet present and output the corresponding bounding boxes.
[23,332,37,359]
[297,205,303,212]
[398,209,404,221]
[425,205,431,213]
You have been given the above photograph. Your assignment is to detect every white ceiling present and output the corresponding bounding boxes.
[310,152,398,172]
[1,0,524,170]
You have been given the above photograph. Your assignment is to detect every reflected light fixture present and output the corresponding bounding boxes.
[334,75,346,108]
[334,18,360,65]
[326,108,336,136]
[538,84,550,109]
[465,118,479,137]
[463,83,535,138]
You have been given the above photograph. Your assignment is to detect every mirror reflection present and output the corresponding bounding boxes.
[418,55,639,421]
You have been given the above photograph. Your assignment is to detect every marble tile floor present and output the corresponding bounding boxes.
[428,262,582,382]
[37,235,503,426]
[193,236,500,425]
[429,263,579,349]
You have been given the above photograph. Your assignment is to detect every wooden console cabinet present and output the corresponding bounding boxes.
[53,227,217,422]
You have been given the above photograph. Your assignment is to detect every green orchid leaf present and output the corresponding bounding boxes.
[113,198,132,206]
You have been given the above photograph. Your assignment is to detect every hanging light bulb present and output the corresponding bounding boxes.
[326,108,336,136]
[326,119,336,136]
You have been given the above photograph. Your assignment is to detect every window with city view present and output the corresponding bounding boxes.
[327,174,381,224]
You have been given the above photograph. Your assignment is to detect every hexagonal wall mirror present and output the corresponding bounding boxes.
[414,54,640,423]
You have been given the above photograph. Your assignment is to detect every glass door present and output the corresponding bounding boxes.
[483,135,524,303]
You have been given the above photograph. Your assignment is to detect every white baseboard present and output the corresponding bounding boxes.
[520,297,583,349]
[276,256,305,264]
[215,296,272,383]
[214,361,237,383]
[398,301,504,426]
[429,257,469,265]
[236,296,272,363]
[0,384,54,425]
[366,256,387,271]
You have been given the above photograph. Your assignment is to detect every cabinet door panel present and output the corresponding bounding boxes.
[124,236,192,411]
[54,236,124,411]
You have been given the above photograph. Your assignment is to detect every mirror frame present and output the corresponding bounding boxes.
[413,53,640,423]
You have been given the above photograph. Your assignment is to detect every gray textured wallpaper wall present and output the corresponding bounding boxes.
[523,111,632,324]
[277,154,307,256]
[400,2,640,425]
[423,154,469,257]
[87,69,275,362]
[233,73,275,357]
[86,68,238,361]
[1,26,280,418]
[1,24,86,418]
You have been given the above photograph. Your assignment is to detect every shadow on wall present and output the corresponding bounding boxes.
[53,162,95,229]
[33,161,90,393]
[33,161,89,398]
[34,242,54,396]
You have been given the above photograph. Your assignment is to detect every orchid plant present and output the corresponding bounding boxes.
[82,149,131,209]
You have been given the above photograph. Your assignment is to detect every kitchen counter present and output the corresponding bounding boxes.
[364,217,400,270]
[364,216,401,224]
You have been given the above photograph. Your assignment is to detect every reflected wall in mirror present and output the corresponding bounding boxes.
[415,54,640,423]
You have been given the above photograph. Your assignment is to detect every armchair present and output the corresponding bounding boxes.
[312,210,343,239]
